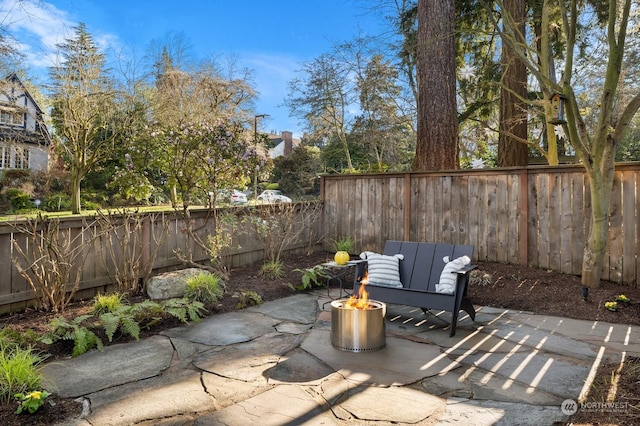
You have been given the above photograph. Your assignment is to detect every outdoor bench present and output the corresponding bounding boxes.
[353,240,477,337]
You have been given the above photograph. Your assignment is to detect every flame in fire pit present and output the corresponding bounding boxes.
[345,272,370,309]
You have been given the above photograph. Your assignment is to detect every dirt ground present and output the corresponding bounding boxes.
[1,251,639,425]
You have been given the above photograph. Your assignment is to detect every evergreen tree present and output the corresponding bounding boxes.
[49,23,119,214]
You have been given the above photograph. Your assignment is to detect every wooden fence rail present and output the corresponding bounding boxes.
[0,204,323,315]
[2,164,639,314]
[321,163,639,287]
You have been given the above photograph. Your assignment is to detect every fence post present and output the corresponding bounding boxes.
[141,215,150,280]
[404,173,411,241]
[519,168,529,265]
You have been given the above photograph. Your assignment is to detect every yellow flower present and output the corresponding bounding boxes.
[605,301,618,312]
[27,391,42,400]
[616,294,630,303]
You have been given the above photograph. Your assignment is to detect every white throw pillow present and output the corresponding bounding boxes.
[359,251,404,288]
[435,255,471,295]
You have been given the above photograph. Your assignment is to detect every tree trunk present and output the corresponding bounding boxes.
[581,173,610,288]
[413,0,458,171]
[581,141,616,289]
[70,169,82,214]
[498,0,528,167]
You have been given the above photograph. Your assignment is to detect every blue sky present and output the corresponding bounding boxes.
[0,0,389,137]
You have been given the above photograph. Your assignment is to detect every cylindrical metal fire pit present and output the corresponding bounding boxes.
[330,299,386,352]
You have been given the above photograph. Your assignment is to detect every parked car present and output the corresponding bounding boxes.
[218,189,248,204]
[257,190,292,203]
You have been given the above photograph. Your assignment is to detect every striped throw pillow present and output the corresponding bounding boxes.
[435,255,471,294]
[360,251,404,288]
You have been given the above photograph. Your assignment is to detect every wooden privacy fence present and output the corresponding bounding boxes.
[0,203,323,315]
[321,163,640,287]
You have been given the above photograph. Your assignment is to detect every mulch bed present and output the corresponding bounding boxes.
[1,251,639,425]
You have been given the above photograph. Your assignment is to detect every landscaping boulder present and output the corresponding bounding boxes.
[146,268,202,299]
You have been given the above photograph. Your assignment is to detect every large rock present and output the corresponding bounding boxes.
[146,268,203,299]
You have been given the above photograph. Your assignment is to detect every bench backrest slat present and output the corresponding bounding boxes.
[383,241,474,292]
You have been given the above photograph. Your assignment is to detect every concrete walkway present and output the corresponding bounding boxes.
[42,290,640,425]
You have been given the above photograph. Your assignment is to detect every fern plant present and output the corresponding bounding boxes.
[161,298,206,323]
[98,306,141,342]
[40,315,104,357]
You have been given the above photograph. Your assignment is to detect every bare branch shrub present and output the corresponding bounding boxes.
[173,208,242,280]
[95,209,171,294]
[11,214,102,312]
[245,202,323,264]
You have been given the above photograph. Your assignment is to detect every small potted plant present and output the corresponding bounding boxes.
[332,236,355,265]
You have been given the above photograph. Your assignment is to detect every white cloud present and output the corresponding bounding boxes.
[0,0,120,69]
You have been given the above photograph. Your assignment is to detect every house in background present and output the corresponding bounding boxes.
[268,130,300,158]
[0,73,51,172]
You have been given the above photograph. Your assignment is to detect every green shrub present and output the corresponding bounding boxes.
[1,169,31,187]
[92,292,125,315]
[259,260,285,280]
[81,199,102,210]
[232,290,263,309]
[184,272,224,304]
[14,390,51,414]
[0,343,45,405]
[332,236,355,253]
[6,189,33,210]
[0,327,39,350]
[42,193,71,211]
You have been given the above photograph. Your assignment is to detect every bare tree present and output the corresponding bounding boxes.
[286,53,356,171]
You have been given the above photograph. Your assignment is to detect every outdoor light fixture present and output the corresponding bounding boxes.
[253,114,269,201]
[549,93,566,124]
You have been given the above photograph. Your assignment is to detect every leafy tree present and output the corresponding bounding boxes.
[145,120,258,209]
[273,145,322,196]
[49,23,122,214]
[493,0,640,289]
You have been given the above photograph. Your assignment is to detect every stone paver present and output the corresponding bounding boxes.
[42,335,174,398]
[40,292,640,425]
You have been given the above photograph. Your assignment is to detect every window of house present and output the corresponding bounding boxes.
[0,107,24,126]
[0,146,9,169]
[14,147,29,169]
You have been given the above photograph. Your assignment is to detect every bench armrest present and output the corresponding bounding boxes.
[454,264,477,275]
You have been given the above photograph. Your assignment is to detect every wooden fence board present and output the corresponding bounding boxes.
[607,173,624,282]
[506,173,521,264]
[495,175,508,264]
[621,170,636,284]
[467,175,480,257]
[571,172,585,275]
[548,173,561,272]
[559,173,573,274]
